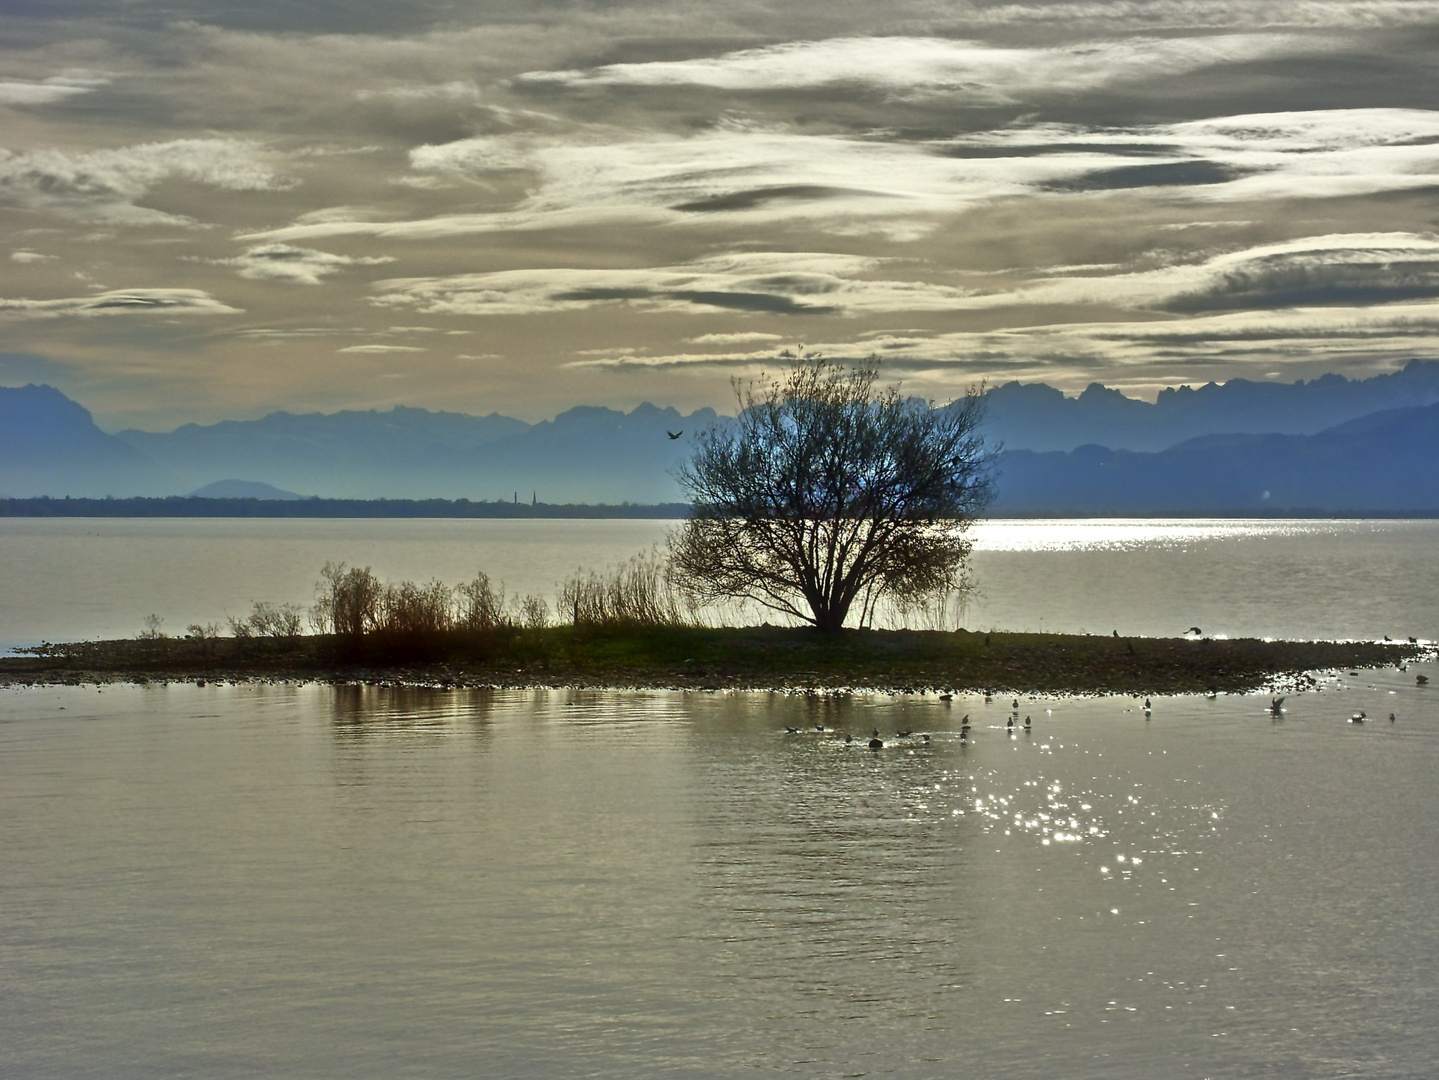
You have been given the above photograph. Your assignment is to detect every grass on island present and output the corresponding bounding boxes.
[1,623,1418,696]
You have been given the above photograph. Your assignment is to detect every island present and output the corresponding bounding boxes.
[0,626,1421,696]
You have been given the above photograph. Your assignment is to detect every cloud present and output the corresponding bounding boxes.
[689,331,785,344]
[210,243,395,285]
[11,251,55,263]
[517,33,1332,103]
[0,288,241,319]
[356,80,483,103]
[971,232,1439,313]
[257,125,1095,244]
[336,344,427,353]
[372,252,978,317]
[0,139,293,226]
[0,74,110,107]
[246,106,1439,251]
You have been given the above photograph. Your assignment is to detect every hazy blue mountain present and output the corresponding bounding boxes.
[981,358,1439,452]
[189,479,308,500]
[7,361,1439,508]
[0,384,176,497]
[113,400,715,502]
[117,405,532,499]
[992,401,1439,513]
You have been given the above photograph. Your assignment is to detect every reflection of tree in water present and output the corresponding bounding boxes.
[683,694,983,1069]
[328,684,501,737]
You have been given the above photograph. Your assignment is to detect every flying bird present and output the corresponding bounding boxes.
[1186,626,1203,636]
[666,430,683,440]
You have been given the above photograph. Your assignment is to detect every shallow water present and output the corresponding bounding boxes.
[4,667,1437,1078]
[2,517,1436,650]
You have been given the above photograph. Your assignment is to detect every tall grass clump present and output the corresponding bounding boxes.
[313,562,386,637]
[558,548,691,628]
[229,601,304,638]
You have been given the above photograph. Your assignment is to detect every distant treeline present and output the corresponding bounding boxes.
[0,496,692,519]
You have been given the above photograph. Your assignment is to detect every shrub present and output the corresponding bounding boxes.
[313,562,384,637]
[458,573,509,631]
[558,548,687,628]
[381,579,455,635]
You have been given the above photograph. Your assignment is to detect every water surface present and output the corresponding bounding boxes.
[4,670,1437,1078]
[3,517,1436,649]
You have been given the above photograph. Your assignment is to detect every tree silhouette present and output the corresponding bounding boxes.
[670,351,994,632]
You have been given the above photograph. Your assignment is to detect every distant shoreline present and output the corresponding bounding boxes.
[1,627,1422,696]
[0,496,691,519]
[2,497,1438,520]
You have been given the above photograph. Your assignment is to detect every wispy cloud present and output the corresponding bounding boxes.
[0,288,241,319]
[372,252,977,317]
[971,232,1439,313]
[208,243,394,285]
[0,73,110,107]
[517,34,1332,103]
[0,140,292,226]
[246,107,1439,250]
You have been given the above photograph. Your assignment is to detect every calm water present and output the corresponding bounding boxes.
[3,517,1437,649]
[4,673,1438,1078]
[4,518,1438,1076]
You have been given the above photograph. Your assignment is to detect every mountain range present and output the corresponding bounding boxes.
[3,360,1439,512]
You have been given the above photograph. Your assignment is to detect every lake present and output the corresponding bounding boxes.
[4,674,1437,1078]
[2,517,1437,1077]
[3,517,1437,649]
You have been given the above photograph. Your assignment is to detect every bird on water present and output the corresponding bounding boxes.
[869,728,884,750]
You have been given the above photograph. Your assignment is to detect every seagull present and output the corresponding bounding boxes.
[666,430,683,440]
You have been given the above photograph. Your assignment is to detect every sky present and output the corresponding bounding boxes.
[4,0,1439,430]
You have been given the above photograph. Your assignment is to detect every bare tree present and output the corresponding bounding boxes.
[670,352,994,632]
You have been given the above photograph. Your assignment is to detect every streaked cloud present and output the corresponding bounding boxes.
[372,252,977,317]
[518,33,1330,104]
[0,140,292,226]
[210,243,395,285]
[0,288,240,319]
[336,344,428,353]
[0,73,110,107]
